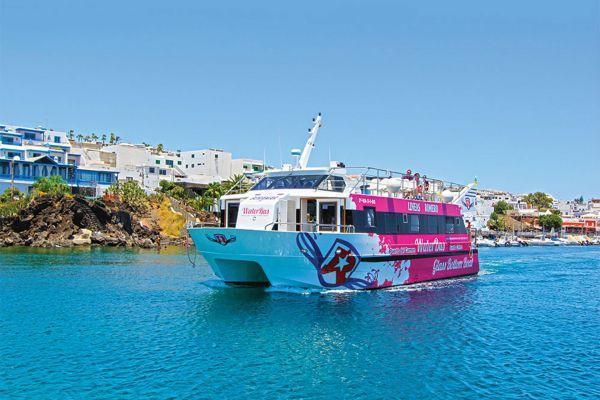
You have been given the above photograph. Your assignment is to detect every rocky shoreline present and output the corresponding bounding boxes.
[0,195,178,249]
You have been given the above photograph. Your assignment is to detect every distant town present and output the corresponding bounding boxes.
[1,122,598,238]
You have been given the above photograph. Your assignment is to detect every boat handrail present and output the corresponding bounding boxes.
[264,222,355,233]
[325,166,467,201]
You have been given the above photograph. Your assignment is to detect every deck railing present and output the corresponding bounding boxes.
[264,222,355,233]
[327,166,467,202]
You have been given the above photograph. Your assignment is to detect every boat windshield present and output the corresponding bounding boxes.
[251,174,327,190]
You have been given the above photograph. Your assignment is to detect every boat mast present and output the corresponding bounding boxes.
[297,113,322,169]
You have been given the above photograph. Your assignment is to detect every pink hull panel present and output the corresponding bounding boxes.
[364,253,480,289]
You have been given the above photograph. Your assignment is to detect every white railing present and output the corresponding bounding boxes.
[327,166,467,202]
[264,222,355,233]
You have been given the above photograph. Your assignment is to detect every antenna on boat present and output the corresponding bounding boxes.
[297,113,322,169]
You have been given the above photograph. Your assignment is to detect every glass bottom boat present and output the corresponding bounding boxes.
[187,114,479,290]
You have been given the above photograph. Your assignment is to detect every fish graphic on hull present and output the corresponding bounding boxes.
[206,234,237,246]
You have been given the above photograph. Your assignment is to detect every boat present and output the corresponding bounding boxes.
[527,237,560,246]
[476,238,496,247]
[187,114,480,290]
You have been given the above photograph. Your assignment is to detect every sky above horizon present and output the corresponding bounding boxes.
[1,0,599,199]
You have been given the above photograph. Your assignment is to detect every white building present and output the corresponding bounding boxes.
[553,199,589,218]
[231,158,266,176]
[0,124,118,196]
[179,148,232,181]
[101,143,187,193]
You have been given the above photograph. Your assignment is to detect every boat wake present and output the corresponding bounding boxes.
[201,279,234,289]
[202,272,483,295]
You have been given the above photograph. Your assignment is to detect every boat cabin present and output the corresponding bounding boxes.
[218,167,471,235]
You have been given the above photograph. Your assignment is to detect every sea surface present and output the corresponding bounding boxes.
[1,246,598,399]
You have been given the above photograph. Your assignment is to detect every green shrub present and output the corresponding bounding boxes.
[539,213,562,230]
[0,188,28,218]
[106,180,149,212]
[31,175,71,198]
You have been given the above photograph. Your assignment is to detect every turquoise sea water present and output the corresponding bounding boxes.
[1,246,599,399]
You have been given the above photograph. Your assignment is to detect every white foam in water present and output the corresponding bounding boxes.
[478,268,495,276]
[201,279,233,289]
[202,274,481,295]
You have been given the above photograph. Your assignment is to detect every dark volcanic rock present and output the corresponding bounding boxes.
[0,195,160,248]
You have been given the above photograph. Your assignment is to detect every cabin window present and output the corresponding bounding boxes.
[251,175,327,190]
[445,217,455,234]
[427,215,439,234]
[455,217,467,234]
[385,213,399,234]
[409,214,420,233]
[365,207,376,228]
[347,210,467,235]
[318,176,346,192]
[319,202,337,231]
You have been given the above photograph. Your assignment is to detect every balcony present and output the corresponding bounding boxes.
[0,161,117,187]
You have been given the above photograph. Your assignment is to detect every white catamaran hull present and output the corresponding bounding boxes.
[190,227,479,290]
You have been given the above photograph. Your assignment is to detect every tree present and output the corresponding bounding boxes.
[488,211,506,231]
[487,200,512,231]
[539,213,562,231]
[0,188,27,218]
[115,136,121,144]
[205,182,224,200]
[90,133,99,142]
[68,130,75,140]
[101,134,107,145]
[156,143,164,153]
[106,180,149,212]
[523,192,553,211]
[493,200,512,215]
[76,134,84,142]
[190,195,213,212]
[31,175,71,198]
[84,135,91,142]
[109,132,116,144]
[222,174,252,194]
[158,180,186,200]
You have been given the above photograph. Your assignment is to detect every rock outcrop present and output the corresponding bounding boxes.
[0,195,161,248]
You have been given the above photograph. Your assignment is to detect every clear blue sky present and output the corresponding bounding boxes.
[1,1,598,198]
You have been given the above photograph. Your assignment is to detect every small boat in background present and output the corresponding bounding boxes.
[476,238,495,247]
[527,237,560,246]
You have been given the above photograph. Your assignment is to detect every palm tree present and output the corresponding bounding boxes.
[205,182,224,201]
[156,143,164,153]
[84,135,91,142]
[109,132,116,144]
[115,136,121,144]
[191,195,213,212]
[90,133,99,142]
[101,134,107,145]
[222,174,251,194]
[76,134,84,142]
[68,130,75,140]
